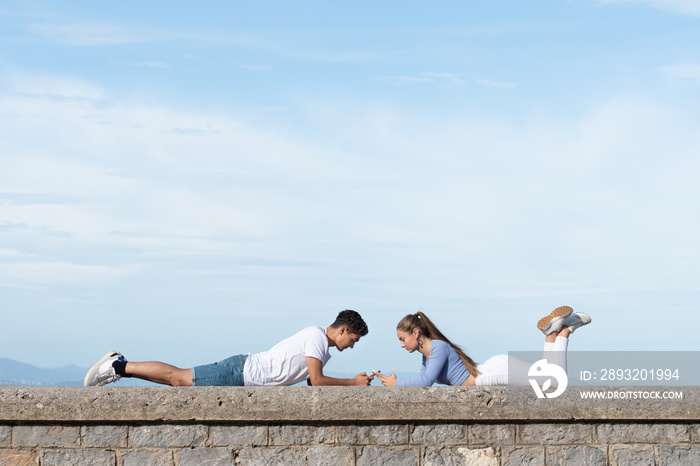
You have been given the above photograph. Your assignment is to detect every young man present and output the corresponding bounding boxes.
[84,310,373,387]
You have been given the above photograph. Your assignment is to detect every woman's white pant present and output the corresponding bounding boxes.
[474,336,569,386]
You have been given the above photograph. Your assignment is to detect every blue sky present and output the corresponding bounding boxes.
[1,0,699,381]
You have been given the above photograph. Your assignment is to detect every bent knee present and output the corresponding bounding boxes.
[170,369,192,387]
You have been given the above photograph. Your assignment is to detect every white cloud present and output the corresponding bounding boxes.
[293,94,700,292]
[421,72,467,86]
[0,74,369,257]
[6,71,109,106]
[377,75,434,84]
[599,0,700,16]
[378,72,465,87]
[240,65,273,71]
[0,262,134,285]
[0,248,36,258]
[472,76,520,89]
[25,23,145,46]
[2,71,699,303]
[379,72,518,89]
[655,63,700,78]
[131,61,170,69]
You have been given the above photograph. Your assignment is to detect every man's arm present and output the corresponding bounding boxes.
[306,357,373,386]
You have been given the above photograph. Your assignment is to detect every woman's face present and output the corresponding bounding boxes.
[397,328,420,353]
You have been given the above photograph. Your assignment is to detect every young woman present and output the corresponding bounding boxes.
[374,306,590,387]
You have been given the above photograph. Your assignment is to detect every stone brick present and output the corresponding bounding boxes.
[655,445,700,465]
[357,447,418,466]
[597,423,690,444]
[122,450,173,466]
[0,426,10,447]
[41,449,115,466]
[209,425,267,446]
[81,425,127,447]
[270,425,334,445]
[179,447,234,466]
[501,447,544,466]
[338,425,407,445]
[518,423,591,445]
[610,445,654,466]
[692,424,700,443]
[410,424,466,445]
[306,446,355,466]
[0,449,38,466]
[547,445,606,466]
[470,424,514,445]
[238,447,305,466]
[424,447,498,466]
[128,424,206,448]
[12,425,80,447]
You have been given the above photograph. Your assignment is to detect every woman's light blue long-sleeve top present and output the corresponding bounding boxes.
[395,339,471,386]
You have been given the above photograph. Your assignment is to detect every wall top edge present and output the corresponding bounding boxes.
[1,386,698,423]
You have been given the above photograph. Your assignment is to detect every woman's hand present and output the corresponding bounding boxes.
[374,371,397,386]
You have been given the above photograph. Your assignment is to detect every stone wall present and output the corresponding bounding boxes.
[1,386,699,465]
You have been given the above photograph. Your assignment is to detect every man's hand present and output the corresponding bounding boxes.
[353,372,374,386]
[374,371,397,386]
[307,357,375,386]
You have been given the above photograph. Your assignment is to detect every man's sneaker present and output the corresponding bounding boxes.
[562,312,592,334]
[84,351,126,387]
[537,306,574,335]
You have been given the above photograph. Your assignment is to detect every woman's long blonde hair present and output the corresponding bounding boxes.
[397,311,481,377]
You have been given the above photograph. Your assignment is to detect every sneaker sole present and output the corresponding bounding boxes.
[84,351,120,387]
[537,306,574,331]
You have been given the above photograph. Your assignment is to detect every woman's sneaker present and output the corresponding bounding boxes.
[84,351,126,387]
[562,312,592,334]
[537,306,574,335]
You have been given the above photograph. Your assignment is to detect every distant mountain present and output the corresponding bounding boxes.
[0,358,86,386]
[0,358,156,386]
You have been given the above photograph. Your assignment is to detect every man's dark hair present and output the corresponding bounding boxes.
[330,309,368,336]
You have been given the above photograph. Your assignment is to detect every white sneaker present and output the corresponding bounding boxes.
[563,312,591,334]
[537,306,574,335]
[84,351,126,387]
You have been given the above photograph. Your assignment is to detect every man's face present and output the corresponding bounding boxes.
[337,328,362,351]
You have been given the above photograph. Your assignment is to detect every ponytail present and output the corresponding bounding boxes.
[396,312,481,377]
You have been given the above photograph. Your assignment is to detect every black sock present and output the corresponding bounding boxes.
[112,360,132,378]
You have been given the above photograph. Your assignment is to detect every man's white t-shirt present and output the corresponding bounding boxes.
[243,326,332,386]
